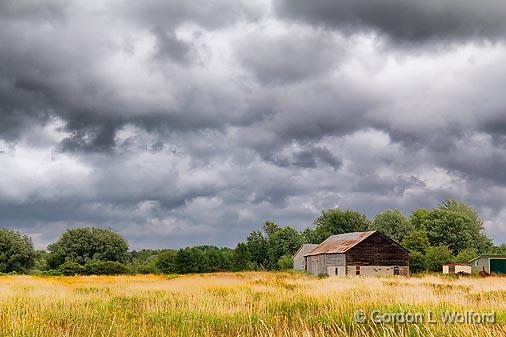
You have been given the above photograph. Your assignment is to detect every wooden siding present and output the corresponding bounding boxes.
[326,253,345,267]
[345,232,409,267]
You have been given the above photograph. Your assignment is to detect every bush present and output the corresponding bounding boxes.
[58,261,85,276]
[408,251,426,273]
[425,245,454,272]
[83,260,130,275]
[277,255,293,270]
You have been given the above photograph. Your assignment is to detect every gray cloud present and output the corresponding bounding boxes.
[275,0,506,43]
[0,0,506,248]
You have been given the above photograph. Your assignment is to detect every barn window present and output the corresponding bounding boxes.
[355,266,361,276]
[475,261,479,266]
[394,266,400,275]
[335,267,338,275]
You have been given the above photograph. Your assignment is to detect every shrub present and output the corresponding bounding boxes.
[408,251,426,273]
[277,255,293,270]
[58,261,85,276]
[425,245,454,272]
[83,260,130,275]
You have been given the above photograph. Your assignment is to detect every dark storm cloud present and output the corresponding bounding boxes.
[275,0,506,43]
[1,0,506,248]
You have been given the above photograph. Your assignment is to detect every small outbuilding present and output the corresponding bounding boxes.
[301,230,409,277]
[442,264,471,274]
[469,255,506,275]
[293,244,318,271]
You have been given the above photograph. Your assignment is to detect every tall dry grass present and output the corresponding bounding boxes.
[0,272,504,337]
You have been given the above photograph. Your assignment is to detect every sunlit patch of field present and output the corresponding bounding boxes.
[0,273,504,337]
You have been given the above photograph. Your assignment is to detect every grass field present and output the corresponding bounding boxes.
[0,273,504,337]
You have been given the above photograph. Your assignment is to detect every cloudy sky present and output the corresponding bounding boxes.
[1,0,506,249]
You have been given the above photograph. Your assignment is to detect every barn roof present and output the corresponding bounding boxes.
[468,255,506,262]
[293,244,319,258]
[304,231,377,256]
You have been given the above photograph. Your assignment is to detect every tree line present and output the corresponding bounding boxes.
[0,199,505,275]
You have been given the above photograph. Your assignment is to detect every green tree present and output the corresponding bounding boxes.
[312,209,369,243]
[455,248,478,264]
[277,255,293,270]
[302,227,319,244]
[267,226,303,269]
[425,245,454,272]
[47,227,129,268]
[490,244,506,255]
[408,251,426,274]
[263,221,280,237]
[245,231,268,269]
[402,230,430,254]
[409,208,431,230]
[438,200,492,253]
[233,243,252,271]
[173,247,210,274]
[155,250,177,274]
[33,250,49,271]
[425,209,474,255]
[0,229,35,273]
[369,209,413,242]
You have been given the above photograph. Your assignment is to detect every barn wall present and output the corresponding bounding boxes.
[306,254,327,275]
[346,265,410,277]
[345,232,409,266]
[326,253,345,267]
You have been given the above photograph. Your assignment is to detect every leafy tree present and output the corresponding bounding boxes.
[402,230,430,254]
[369,209,413,242]
[128,249,161,274]
[266,226,303,269]
[174,247,210,274]
[409,208,431,230]
[312,209,369,243]
[0,229,35,273]
[245,231,268,269]
[33,250,49,271]
[408,251,426,274]
[155,250,177,274]
[425,245,454,272]
[302,227,319,244]
[47,227,129,268]
[424,209,474,255]
[438,200,492,253]
[200,246,233,272]
[233,243,252,271]
[455,248,478,264]
[263,221,280,237]
[489,243,506,255]
[58,261,84,275]
[277,255,293,270]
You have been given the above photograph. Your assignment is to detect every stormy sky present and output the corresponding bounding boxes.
[1,0,506,249]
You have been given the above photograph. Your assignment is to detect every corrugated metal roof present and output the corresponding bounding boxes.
[304,231,376,256]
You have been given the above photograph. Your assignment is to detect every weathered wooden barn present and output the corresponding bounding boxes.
[293,244,318,271]
[302,231,409,277]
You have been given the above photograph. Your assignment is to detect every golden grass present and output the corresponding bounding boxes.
[0,272,504,337]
